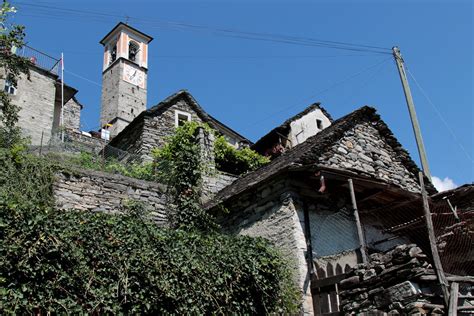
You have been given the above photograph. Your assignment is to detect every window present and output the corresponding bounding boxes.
[4,77,16,95]
[175,110,191,127]
[128,41,139,62]
[316,119,323,130]
[110,44,117,65]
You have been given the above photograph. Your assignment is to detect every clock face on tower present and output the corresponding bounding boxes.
[123,63,145,88]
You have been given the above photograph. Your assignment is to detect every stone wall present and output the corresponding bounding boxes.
[110,98,205,161]
[339,244,447,315]
[141,99,205,160]
[63,97,82,131]
[219,180,314,314]
[64,130,107,153]
[108,118,146,158]
[54,168,168,225]
[1,66,57,145]
[319,122,421,193]
[203,172,237,202]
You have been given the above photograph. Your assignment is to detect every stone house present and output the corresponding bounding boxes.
[12,22,471,314]
[205,106,439,314]
[252,102,333,159]
[0,46,83,145]
[108,89,251,161]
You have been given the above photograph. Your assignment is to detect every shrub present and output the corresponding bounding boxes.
[0,149,298,313]
[214,135,270,175]
[0,202,298,314]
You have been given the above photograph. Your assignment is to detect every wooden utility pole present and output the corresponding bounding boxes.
[348,179,368,264]
[393,47,431,180]
[419,172,450,306]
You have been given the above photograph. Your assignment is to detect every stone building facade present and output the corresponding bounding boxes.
[252,103,333,158]
[58,96,83,132]
[0,50,83,145]
[109,90,251,161]
[206,106,437,315]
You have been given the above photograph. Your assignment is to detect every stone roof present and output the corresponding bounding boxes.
[251,102,333,151]
[207,106,436,209]
[109,90,251,146]
[431,184,474,207]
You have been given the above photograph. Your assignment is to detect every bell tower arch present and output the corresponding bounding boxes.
[100,22,153,137]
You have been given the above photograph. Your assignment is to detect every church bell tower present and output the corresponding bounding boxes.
[100,22,153,137]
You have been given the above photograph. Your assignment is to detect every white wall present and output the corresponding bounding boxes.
[289,108,331,146]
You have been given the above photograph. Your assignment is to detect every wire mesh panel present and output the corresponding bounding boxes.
[27,132,150,180]
[431,187,474,277]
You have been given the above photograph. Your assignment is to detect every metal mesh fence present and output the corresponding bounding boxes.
[431,190,474,278]
[360,196,473,275]
[27,132,153,180]
[357,183,473,278]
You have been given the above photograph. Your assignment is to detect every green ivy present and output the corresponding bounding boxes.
[0,149,299,314]
[152,121,216,232]
[0,1,31,149]
[214,135,270,175]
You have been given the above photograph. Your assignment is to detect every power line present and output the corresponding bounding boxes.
[241,56,393,131]
[65,69,102,88]
[329,57,391,110]
[405,67,473,164]
[14,1,391,54]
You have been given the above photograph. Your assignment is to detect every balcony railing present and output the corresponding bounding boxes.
[13,44,61,75]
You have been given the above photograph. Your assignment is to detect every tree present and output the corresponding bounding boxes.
[0,1,30,148]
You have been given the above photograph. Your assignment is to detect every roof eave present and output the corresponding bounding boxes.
[100,22,154,45]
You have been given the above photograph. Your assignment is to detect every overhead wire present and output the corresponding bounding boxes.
[14,1,391,55]
[405,67,473,164]
[328,56,391,110]
[65,69,102,88]
[241,56,393,131]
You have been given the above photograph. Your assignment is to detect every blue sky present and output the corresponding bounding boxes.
[12,0,473,189]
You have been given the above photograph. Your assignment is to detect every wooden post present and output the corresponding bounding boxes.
[348,178,368,264]
[448,282,459,316]
[39,131,44,156]
[419,172,450,306]
[393,47,431,180]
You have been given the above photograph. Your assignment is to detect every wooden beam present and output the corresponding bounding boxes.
[311,274,347,289]
[348,178,368,264]
[419,172,450,306]
[419,275,474,283]
[448,282,459,316]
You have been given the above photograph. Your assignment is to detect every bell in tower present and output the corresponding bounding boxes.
[99,22,153,138]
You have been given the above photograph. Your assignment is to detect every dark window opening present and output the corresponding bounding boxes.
[316,119,323,130]
[131,108,134,114]
[177,113,190,126]
[110,44,117,64]
[4,76,16,95]
[128,41,139,62]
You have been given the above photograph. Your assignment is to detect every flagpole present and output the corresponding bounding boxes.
[60,52,64,142]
